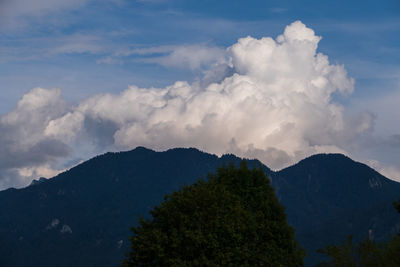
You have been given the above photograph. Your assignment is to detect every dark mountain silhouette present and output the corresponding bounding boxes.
[0,148,399,266]
[270,153,400,265]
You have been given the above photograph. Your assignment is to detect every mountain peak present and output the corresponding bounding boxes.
[128,146,156,154]
[278,152,392,187]
[298,153,352,164]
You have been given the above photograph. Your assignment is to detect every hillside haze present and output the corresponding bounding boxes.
[0,147,399,266]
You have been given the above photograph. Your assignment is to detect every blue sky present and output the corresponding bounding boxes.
[0,0,399,188]
[1,0,398,106]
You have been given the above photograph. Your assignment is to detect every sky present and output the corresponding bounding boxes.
[0,0,399,189]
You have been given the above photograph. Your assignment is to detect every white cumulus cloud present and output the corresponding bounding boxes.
[0,21,383,189]
[0,88,70,188]
[45,21,362,167]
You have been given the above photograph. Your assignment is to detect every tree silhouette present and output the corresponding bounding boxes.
[122,162,305,266]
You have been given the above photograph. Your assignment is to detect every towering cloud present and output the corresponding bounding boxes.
[0,21,380,189]
[0,88,70,188]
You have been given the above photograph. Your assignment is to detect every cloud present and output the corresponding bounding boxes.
[361,84,400,136]
[118,44,226,70]
[0,0,90,26]
[0,21,379,189]
[140,45,226,70]
[0,32,109,65]
[50,34,104,55]
[379,166,400,182]
[0,88,70,188]
[365,160,400,182]
[96,56,123,65]
[45,21,359,167]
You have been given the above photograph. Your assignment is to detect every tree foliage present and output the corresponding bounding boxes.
[317,200,400,267]
[122,162,305,266]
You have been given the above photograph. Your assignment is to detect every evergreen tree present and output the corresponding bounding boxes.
[122,162,305,266]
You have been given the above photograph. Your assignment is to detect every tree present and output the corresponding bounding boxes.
[394,199,400,214]
[317,200,400,266]
[122,162,305,266]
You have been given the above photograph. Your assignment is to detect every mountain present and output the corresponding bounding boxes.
[0,147,263,267]
[0,148,399,266]
[270,154,400,265]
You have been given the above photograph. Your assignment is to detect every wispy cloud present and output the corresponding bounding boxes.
[49,34,105,55]
[133,44,226,70]
[0,0,91,27]
[96,56,123,65]
[0,31,119,64]
[97,44,226,70]
[119,45,177,56]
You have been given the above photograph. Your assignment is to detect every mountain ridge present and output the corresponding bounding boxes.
[0,147,399,266]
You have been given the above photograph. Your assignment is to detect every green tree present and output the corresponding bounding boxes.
[122,162,305,267]
[317,200,400,267]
